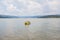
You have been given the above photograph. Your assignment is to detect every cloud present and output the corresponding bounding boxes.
[47,0,60,15]
[40,0,60,15]
[48,0,59,10]
[16,0,43,16]
[0,0,60,16]
[7,4,16,11]
[0,0,43,16]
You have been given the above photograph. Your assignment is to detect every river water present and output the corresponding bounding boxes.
[0,18,60,40]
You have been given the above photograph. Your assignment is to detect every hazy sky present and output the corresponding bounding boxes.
[0,0,60,16]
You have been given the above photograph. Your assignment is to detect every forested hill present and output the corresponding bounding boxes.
[0,15,19,18]
[38,15,60,18]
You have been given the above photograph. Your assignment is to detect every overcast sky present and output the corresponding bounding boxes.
[0,0,60,16]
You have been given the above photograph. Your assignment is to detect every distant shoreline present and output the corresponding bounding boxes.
[0,15,60,18]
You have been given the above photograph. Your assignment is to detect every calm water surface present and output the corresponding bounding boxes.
[0,18,60,40]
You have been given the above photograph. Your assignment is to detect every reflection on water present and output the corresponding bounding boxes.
[0,18,60,40]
